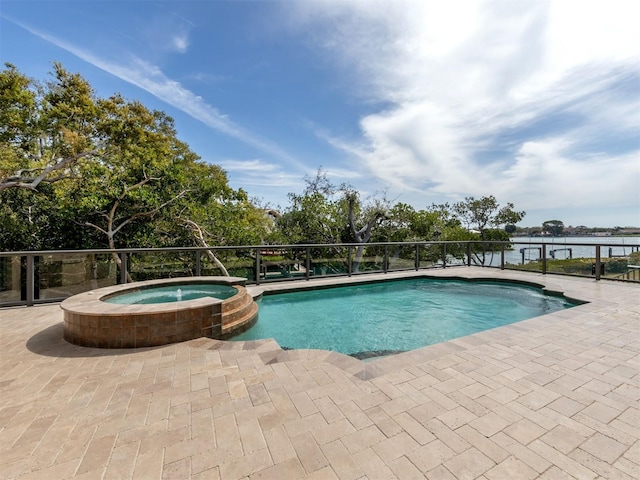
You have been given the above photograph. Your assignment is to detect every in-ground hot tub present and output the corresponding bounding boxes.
[61,277,258,348]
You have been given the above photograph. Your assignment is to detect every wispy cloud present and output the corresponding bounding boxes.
[287,0,640,213]
[183,72,228,84]
[218,159,302,189]
[7,17,305,170]
[170,32,189,53]
[140,10,192,54]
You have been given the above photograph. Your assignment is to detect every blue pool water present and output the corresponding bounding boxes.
[232,279,577,357]
[104,284,237,304]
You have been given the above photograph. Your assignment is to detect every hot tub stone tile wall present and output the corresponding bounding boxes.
[63,302,223,348]
[61,277,257,349]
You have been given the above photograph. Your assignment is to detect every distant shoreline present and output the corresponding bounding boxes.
[513,233,640,238]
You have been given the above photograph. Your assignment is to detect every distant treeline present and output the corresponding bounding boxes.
[514,227,640,237]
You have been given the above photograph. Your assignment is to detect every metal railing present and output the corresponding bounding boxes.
[1,240,638,307]
[611,265,640,281]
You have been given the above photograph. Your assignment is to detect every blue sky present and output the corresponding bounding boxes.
[1,0,639,227]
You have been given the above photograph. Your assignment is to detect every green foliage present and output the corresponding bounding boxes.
[275,169,353,245]
[453,196,525,239]
[276,191,345,245]
[449,196,524,264]
[370,202,467,244]
[505,223,517,234]
[510,257,630,275]
[0,63,37,179]
[0,63,270,251]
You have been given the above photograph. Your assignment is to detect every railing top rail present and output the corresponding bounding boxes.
[509,240,639,247]
[0,239,637,257]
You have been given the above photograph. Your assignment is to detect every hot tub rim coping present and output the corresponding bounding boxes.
[60,276,247,315]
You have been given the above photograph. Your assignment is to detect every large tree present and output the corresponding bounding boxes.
[160,161,272,275]
[276,169,347,245]
[453,196,525,264]
[344,189,388,271]
[67,95,196,253]
[277,169,390,271]
[542,220,564,237]
[0,63,270,260]
[0,62,103,192]
[0,63,106,249]
[453,196,525,237]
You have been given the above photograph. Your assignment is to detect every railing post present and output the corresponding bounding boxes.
[348,246,352,277]
[500,244,505,270]
[305,247,310,280]
[26,255,35,306]
[466,242,472,266]
[415,244,419,271]
[119,252,128,284]
[384,245,388,273]
[255,248,261,285]
[541,244,547,275]
[442,243,447,269]
[195,250,201,276]
[595,246,601,281]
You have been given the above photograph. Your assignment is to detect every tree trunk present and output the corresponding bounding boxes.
[353,245,365,273]
[108,234,133,283]
[348,196,384,273]
[83,181,188,283]
[181,219,229,276]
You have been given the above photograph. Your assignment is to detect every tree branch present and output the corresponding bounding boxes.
[83,221,108,236]
[348,195,359,240]
[180,218,229,276]
[0,146,103,192]
[110,189,188,237]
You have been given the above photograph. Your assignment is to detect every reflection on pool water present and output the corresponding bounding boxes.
[103,283,238,304]
[232,278,579,358]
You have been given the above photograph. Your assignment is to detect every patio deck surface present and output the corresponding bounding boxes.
[0,267,638,479]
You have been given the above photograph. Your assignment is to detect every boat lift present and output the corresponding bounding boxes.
[520,247,541,264]
[608,246,639,258]
[549,248,572,259]
[521,246,574,263]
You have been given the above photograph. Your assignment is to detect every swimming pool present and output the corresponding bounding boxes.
[232,278,578,358]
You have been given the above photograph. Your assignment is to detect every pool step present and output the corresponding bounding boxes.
[222,286,250,313]
[220,286,259,338]
[222,302,259,338]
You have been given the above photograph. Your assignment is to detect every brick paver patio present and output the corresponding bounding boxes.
[1,268,638,479]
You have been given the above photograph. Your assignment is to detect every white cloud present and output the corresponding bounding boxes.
[220,159,280,173]
[499,140,639,210]
[323,166,363,181]
[218,159,301,189]
[170,32,189,53]
[288,0,640,216]
[140,12,192,54]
